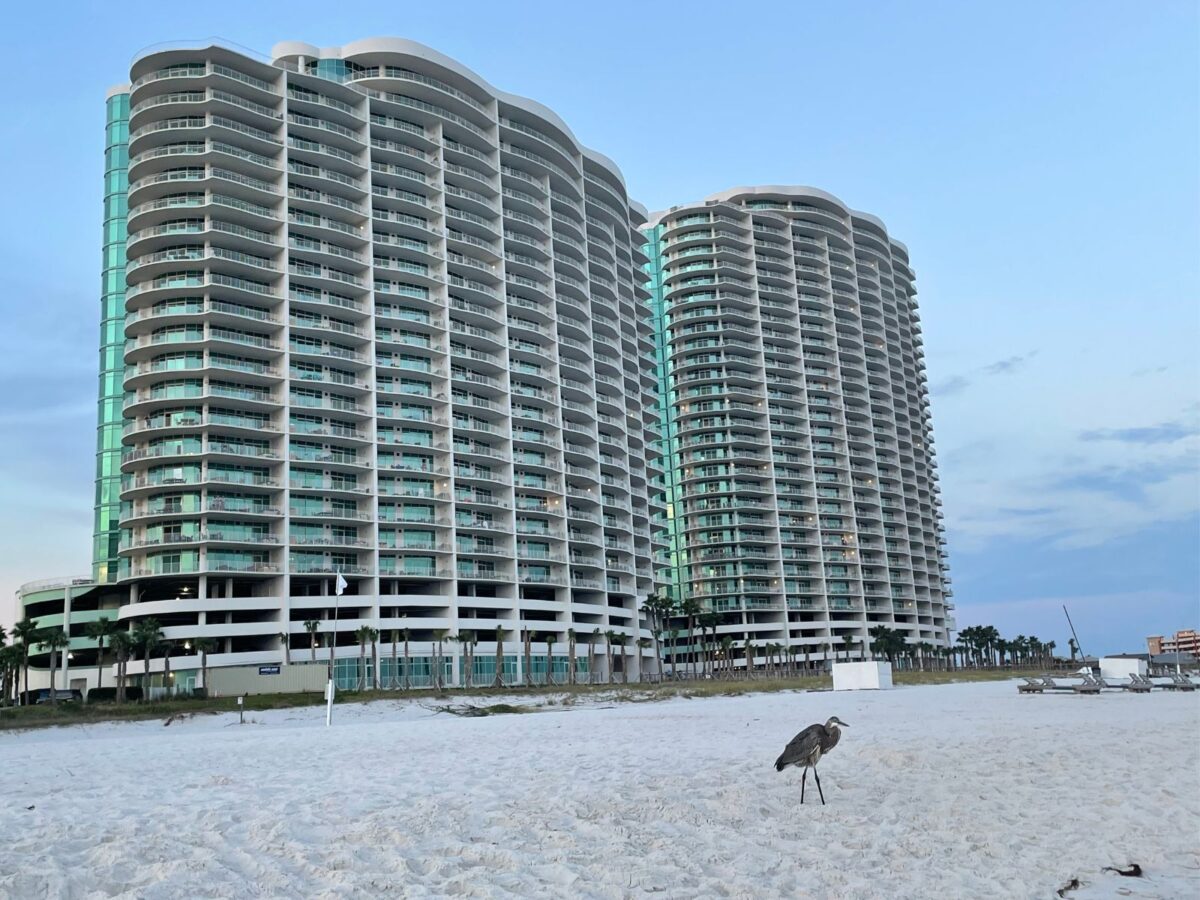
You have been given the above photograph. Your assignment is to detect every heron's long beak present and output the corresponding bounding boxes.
[841,721,850,727]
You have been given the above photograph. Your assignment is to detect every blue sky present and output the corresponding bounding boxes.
[0,0,1196,654]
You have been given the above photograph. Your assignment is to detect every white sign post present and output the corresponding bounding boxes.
[326,571,347,727]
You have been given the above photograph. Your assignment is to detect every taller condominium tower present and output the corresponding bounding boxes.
[15,42,958,696]
[645,187,953,667]
[90,37,663,685]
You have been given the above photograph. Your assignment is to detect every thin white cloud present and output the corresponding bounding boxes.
[937,372,1200,552]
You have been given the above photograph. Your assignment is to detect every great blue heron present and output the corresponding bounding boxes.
[774,716,848,805]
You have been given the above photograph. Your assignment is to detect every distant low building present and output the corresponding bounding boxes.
[1150,652,1198,674]
[1147,630,1200,655]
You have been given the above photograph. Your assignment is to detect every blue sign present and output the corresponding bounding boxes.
[259,665,281,675]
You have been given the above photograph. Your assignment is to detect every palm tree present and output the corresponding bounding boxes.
[160,640,175,697]
[744,639,755,679]
[573,628,588,686]
[837,633,852,663]
[679,597,701,678]
[917,642,934,672]
[390,630,399,689]
[612,633,628,683]
[192,637,216,696]
[603,630,616,684]
[869,625,906,663]
[433,629,447,689]
[470,632,480,684]
[461,630,476,688]
[955,627,971,666]
[523,630,534,687]
[447,633,463,687]
[982,626,1001,667]
[131,618,163,701]
[354,626,372,690]
[705,619,715,676]
[492,626,505,688]
[0,644,22,707]
[637,637,652,681]
[719,636,734,679]
[650,627,664,679]
[402,628,412,689]
[591,629,602,684]
[642,591,675,678]
[0,627,7,705]
[567,628,577,686]
[11,617,40,705]
[39,628,70,705]
[955,630,973,667]
[109,631,134,703]
[303,620,321,662]
[697,611,721,677]
[1,643,13,706]
[544,633,556,686]
[84,617,117,698]
[368,627,381,690]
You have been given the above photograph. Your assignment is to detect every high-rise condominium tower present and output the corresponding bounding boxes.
[15,44,957,695]
[96,37,662,685]
[644,187,953,668]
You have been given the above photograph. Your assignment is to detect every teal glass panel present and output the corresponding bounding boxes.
[93,92,130,583]
[643,225,683,603]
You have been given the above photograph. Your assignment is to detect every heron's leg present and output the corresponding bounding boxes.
[814,767,825,805]
[800,767,807,804]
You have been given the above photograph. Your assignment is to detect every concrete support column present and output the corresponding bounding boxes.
[61,586,72,692]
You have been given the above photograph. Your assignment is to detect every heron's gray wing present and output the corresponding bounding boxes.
[821,725,842,753]
[775,724,823,771]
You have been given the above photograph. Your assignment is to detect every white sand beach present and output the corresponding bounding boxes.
[0,680,1197,899]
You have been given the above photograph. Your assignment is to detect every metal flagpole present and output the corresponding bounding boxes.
[326,570,347,727]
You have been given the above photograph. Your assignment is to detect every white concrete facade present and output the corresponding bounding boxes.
[108,39,665,682]
[647,187,954,667]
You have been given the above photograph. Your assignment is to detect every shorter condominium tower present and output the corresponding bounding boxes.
[644,187,953,670]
